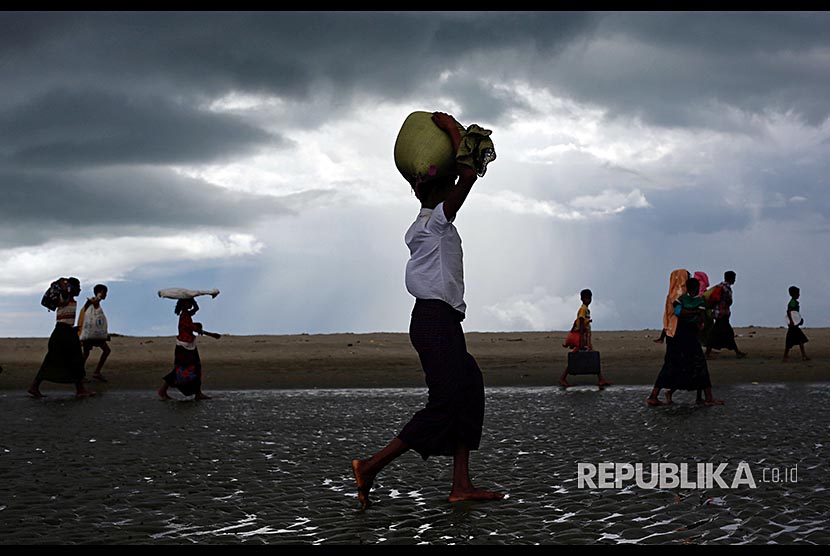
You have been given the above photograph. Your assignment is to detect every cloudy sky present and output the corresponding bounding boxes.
[2,11,830,338]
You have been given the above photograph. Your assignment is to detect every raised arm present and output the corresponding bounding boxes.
[431,112,477,221]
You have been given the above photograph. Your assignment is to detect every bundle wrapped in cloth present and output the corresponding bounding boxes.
[393,111,496,185]
[158,288,220,300]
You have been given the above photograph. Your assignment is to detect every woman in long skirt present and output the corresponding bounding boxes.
[158,298,220,400]
[783,286,810,362]
[647,277,724,406]
[28,278,96,398]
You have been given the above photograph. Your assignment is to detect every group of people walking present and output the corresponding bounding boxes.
[645,269,810,406]
[21,111,815,513]
[27,278,220,400]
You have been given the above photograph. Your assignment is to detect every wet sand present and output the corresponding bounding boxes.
[1,385,828,544]
[1,327,828,392]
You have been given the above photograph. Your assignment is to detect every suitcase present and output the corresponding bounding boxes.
[567,350,601,375]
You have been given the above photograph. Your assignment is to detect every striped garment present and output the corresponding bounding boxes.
[397,299,485,460]
[56,300,77,325]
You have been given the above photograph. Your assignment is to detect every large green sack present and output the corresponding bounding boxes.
[393,111,496,184]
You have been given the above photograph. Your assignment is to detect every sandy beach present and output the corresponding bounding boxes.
[1,327,827,392]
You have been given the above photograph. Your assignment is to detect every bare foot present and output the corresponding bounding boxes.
[27,387,45,398]
[351,459,374,509]
[664,392,674,405]
[704,399,725,406]
[75,389,96,398]
[448,487,504,503]
[157,387,173,400]
[598,379,612,388]
[647,397,664,406]
[559,378,572,388]
[195,393,212,400]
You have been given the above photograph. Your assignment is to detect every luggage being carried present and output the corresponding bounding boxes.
[158,288,220,300]
[703,285,722,307]
[393,111,496,185]
[41,278,66,311]
[79,304,108,342]
[567,350,602,375]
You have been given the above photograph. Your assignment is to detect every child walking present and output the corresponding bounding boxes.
[350,111,503,508]
[158,298,220,400]
[783,286,810,362]
[560,289,611,388]
[647,277,724,406]
[80,284,111,383]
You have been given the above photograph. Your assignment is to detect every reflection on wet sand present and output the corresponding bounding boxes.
[1,384,828,544]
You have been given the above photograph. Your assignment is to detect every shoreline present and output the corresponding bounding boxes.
[1,327,827,391]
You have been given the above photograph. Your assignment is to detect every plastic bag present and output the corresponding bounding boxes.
[79,305,108,341]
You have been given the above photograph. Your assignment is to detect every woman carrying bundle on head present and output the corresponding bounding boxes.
[158,297,221,401]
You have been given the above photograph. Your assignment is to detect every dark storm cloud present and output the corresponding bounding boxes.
[556,12,830,129]
[2,11,829,245]
[0,90,283,168]
[0,12,597,110]
[0,166,331,248]
[3,12,828,132]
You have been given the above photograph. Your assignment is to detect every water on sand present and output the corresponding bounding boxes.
[1,384,828,544]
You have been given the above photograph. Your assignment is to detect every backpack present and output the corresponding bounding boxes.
[40,279,65,311]
[703,285,722,307]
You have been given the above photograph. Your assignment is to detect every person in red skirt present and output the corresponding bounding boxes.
[158,298,220,401]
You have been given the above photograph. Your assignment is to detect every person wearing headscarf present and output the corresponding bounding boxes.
[693,271,713,345]
[647,277,724,406]
[653,269,690,344]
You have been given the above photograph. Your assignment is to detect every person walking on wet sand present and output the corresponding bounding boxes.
[647,277,724,406]
[704,271,747,359]
[351,112,503,508]
[28,277,96,398]
[79,284,111,383]
[560,289,611,388]
[653,269,690,344]
[158,298,220,401]
[783,285,810,362]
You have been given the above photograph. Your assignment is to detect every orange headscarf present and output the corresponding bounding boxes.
[663,268,689,338]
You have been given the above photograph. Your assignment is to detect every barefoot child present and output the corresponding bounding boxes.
[79,284,111,383]
[158,298,220,400]
[783,286,810,362]
[351,111,503,508]
[560,289,611,388]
